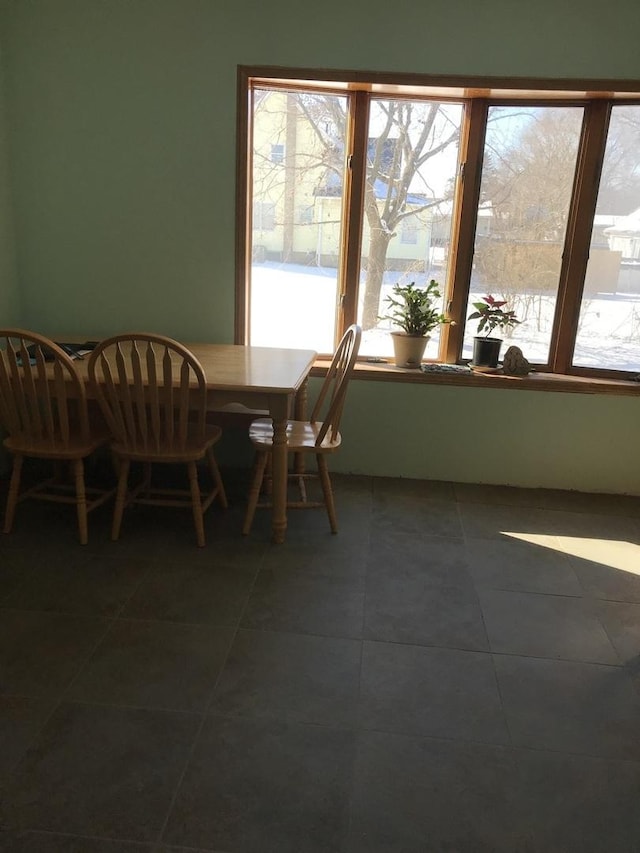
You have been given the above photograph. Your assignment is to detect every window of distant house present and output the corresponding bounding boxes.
[271,143,285,164]
[252,201,276,231]
[238,69,640,380]
[400,218,419,245]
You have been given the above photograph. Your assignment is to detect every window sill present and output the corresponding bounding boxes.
[310,360,640,396]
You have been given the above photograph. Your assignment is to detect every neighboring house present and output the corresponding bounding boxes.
[603,207,640,260]
[251,90,437,269]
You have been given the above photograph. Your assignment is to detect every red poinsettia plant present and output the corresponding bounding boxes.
[468,295,521,337]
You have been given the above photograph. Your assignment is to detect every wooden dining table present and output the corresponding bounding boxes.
[71,342,317,544]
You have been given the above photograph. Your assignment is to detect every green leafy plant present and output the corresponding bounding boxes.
[380,280,452,336]
[468,294,521,337]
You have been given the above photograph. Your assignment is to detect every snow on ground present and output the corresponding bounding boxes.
[250,262,640,371]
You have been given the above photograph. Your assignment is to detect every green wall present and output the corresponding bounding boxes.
[1,0,639,493]
[0,42,19,326]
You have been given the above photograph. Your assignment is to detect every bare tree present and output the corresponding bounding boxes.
[359,100,460,328]
[474,108,584,324]
[252,90,461,330]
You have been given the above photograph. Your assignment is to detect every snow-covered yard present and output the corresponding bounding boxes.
[250,262,640,372]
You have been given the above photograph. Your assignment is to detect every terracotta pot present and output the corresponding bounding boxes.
[472,336,502,368]
[391,332,429,369]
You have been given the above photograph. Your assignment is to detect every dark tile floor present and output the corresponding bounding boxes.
[2,468,640,852]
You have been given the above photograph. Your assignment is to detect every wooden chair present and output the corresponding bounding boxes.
[0,329,114,544]
[87,333,227,547]
[242,324,361,536]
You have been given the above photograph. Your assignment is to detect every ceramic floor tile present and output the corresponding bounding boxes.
[3,556,151,617]
[0,696,55,783]
[372,476,457,503]
[349,730,530,853]
[366,532,474,588]
[0,610,110,699]
[0,832,154,852]
[593,599,640,662]
[543,510,640,544]
[364,579,489,650]
[465,534,583,595]
[458,502,561,541]
[558,538,640,602]
[2,473,640,849]
[495,654,640,760]
[67,619,235,712]
[372,497,463,539]
[3,500,112,549]
[240,568,364,639]
[478,588,619,663]
[210,628,361,726]
[163,715,355,853]
[259,537,368,583]
[359,640,509,745]
[514,747,640,853]
[0,550,43,603]
[4,702,199,841]
[121,561,257,625]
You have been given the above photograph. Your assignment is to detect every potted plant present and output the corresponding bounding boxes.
[380,279,452,368]
[468,294,521,368]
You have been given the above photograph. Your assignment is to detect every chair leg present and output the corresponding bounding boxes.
[206,447,228,509]
[317,454,338,534]
[242,451,269,535]
[72,457,89,545]
[3,454,23,534]
[263,453,273,496]
[187,460,205,547]
[112,458,129,541]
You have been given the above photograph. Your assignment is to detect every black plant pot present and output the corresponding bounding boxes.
[472,336,502,368]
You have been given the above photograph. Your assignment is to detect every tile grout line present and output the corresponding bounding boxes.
[151,532,269,847]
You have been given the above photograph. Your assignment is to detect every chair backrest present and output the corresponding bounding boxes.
[0,329,90,448]
[88,333,208,454]
[310,324,361,446]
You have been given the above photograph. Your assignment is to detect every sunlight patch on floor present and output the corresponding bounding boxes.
[505,531,640,576]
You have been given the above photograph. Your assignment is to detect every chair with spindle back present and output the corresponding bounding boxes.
[242,324,361,536]
[0,329,114,544]
[87,333,227,547]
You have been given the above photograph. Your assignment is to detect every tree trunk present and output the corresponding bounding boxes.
[361,231,392,330]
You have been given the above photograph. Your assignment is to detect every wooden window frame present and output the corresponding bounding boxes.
[236,66,640,388]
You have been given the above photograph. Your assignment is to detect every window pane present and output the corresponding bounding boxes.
[357,99,463,359]
[574,106,640,372]
[249,89,348,351]
[462,106,583,364]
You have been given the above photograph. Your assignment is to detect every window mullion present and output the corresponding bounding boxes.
[338,91,369,338]
[235,68,252,344]
[442,99,488,363]
[549,100,611,373]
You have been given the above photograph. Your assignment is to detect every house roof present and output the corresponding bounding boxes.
[603,208,640,236]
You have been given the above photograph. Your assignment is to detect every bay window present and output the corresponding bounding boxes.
[236,68,640,382]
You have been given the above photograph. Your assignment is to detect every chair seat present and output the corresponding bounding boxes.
[111,423,223,463]
[4,426,111,460]
[249,417,342,452]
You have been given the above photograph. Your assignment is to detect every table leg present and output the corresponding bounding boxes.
[293,378,308,476]
[269,395,290,544]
